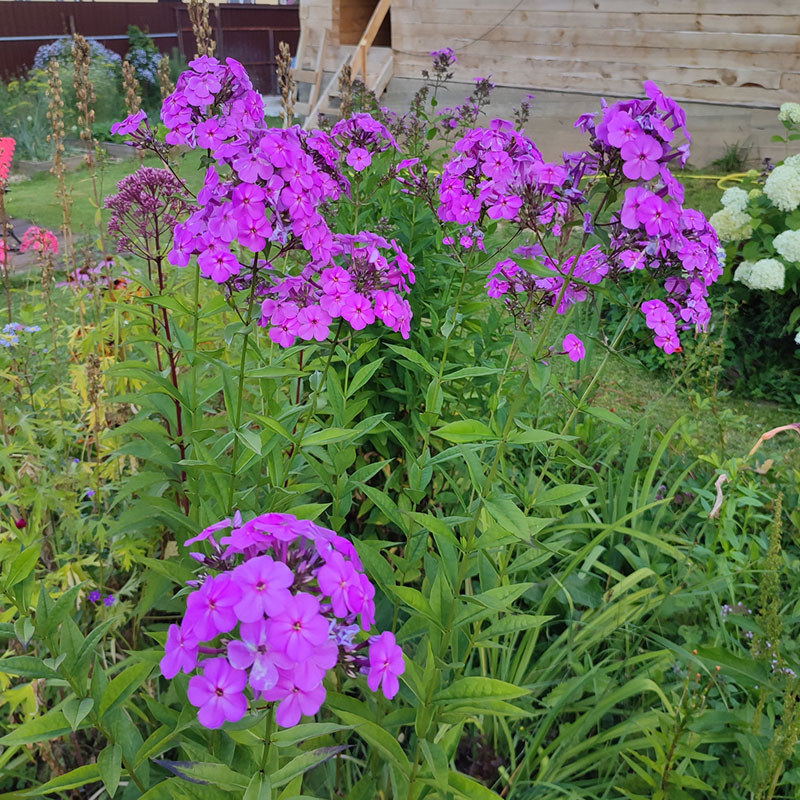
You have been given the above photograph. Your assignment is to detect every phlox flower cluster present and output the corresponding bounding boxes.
[19,226,59,255]
[443,81,719,354]
[734,258,786,291]
[108,57,419,345]
[161,512,405,729]
[0,137,15,183]
[33,36,121,71]
[258,231,414,345]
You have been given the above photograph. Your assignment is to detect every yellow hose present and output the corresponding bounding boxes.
[682,172,754,190]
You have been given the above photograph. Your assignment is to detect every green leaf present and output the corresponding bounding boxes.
[535,484,595,506]
[441,366,502,381]
[98,744,122,797]
[271,746,347,788]
[4,544,41,588]
[389,586,442,629]
[62,697,94,731]
[156,761,249,789]
[19,764,101,796]
[271,722,351,747]
[583,405,631,428]
[330,710,411,775]
[0,708,79,746]
[476,614,553,640]
[385,344,438,377]
[0,656,60,680]
[98,662,153,720]
[447,770,503,800]
[420,739,449,791]
[243,773,271,800]
[301,428,357,447]
[248,366,307,379]
[434,419,497,443]
[435,677,528,704]
[347,358,384,397]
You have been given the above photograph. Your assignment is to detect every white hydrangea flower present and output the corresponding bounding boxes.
[743,258,785,291]
[764,164,800,212]
[733,260,755,285]
[748,188,763,199]
[721,187,749,212]
[784,154,800,171]
[795,329,800,346]
[773,229,800,263]
[779,103,800,125]
[709,206,753,242]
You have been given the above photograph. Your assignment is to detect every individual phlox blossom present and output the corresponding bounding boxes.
[187,658,248,729]
[367,632,405,700]
[764,164,800,212]
[161,624,200,679]
[773,229,800,263]
[19,226,59,255]
[111,110,147,137]
[164,512,402,729]
[332,113,399,167]
[563,334,586,362]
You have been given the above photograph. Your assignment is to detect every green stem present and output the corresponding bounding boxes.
[284,320,345,484]
[260,703,274,773]
[226,267,259,514]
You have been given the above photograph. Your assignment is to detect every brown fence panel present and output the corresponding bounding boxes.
[0,2,299,94]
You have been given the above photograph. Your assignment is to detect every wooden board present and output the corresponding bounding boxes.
[409,0,800,15]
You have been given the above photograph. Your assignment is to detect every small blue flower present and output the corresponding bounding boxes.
[85,488,96,498]
[88,590,102,603]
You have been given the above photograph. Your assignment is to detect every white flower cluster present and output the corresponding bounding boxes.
[734,258,785,291]
[779,103,800,125]
[709,206,752,242]
[764,164,800,212]
[795,329,800,346]
[721,186,749,212]
[773,229,800,263]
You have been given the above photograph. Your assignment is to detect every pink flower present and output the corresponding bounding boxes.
[227,619,292,692]
[562,334,586,362]
[111,110,146,137]
[367,632,405,699]
[261,668,327,727]
[317,552,359,617]
[346,147,372,171]
[160,624,199,679]
[232,555,294,623]
[184,574,242,640]
[266,592,329,661]
[187,658,248,729]
[341,293,375,330]
[487,194,522,220]
[620,134,662,181]
[296,305,332,342]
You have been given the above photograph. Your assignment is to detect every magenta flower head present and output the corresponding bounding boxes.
[14,518,26,530]
[563,334,586,362]
[187,658,248,729]
[163,512,403,728]
[367,632,405,699]
[111,110,147,137]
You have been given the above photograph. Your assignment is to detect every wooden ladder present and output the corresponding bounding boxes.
[303,0,393,130]
[294,27,329,120]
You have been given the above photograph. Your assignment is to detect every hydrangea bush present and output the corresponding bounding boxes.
[709,105,800,398]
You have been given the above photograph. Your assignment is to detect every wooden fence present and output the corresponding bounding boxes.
[0,2,300,94]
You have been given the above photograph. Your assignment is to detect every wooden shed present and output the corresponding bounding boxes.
[297,0,800,162]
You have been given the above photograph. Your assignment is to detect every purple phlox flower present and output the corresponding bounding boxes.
[231,555,293,623]
[620,134,662,181]
[317,552,360,618]
[261,668,327,728]
[184,573,243,640]
[161,623,200,679]
[187,658,248,729]
[227,619,292,692]
[111,110,147,137]
[563,334,586,362]
[367,632,405,699]
[266,592,329,662]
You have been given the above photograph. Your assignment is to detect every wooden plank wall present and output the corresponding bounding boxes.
[387,0,800,107]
